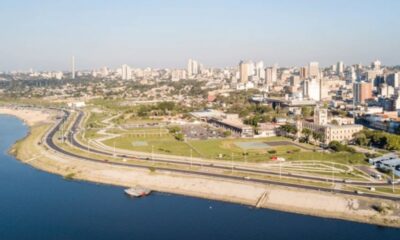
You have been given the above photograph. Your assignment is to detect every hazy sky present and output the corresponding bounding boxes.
[0,0,399,71]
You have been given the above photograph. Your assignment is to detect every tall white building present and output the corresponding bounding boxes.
[303,78,321,101]
[247,61,255,77]
[337,61,344,75]
[187,59,200,77]
[121,64,132,80]
[255,61,265,79]
[309,62,320,79]
[71,56,75,79]
[372,60,382,70]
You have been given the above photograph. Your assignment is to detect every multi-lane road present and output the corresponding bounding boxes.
[44,109,400,201]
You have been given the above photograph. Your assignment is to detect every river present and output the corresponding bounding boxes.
[0,115,399,240]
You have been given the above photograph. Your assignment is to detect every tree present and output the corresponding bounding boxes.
[353,132,369,146]
[301,106,313,117]
[174,133,184,141]
[331,119,339,125]
[302,128,312,143]
[312,131,324,143]
[223,131,231,137]
[328,141,355,153]
[279,124,297,135]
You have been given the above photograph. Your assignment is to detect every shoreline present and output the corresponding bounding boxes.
[2,107,400,228]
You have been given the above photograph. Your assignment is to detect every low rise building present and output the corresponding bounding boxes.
[296,107,363,145]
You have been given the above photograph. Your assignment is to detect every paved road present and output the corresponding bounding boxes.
[70,111,395,187]
[45,109,400,201]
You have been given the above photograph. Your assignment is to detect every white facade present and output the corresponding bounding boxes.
[121,64,132,80]
[309,62,320,78]
[255,61,265,80]
[303,78,321,101]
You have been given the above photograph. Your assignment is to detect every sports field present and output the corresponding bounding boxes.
[101,132,366,164]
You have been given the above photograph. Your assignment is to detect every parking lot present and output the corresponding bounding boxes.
[181,124,224,140]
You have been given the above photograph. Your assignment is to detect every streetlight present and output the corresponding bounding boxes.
[231,152,234,173]
[332,162,335,190]
[152,145,154,165]
[113,140,116,157]
[190,148,193,169]
[392,166,396,193]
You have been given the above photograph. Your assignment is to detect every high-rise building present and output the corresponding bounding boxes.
[353,81,373,104]
[71,56,75,79]
[372,60,382,70]
[239,61,249,83]
[289,75,301,87]
[255,61,265,79]
[337,61,344,75]
[303,78,321,101]
[247,61,255,77]
[309,62,320,79]
[121,64,132,80]
[187,59,193,77]
[386,73,399,88]
[265,65,277,86]
[187,59,200,77]
[299,66,309,79]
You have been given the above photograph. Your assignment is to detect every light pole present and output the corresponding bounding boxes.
[87,139,91,153]
[231,152,234,174]
[61,120,64,143]
[113,140,116,157]
[392,166,396,193]
[190,148,193,169]
[332,162,335,189]
[152,145,154,165]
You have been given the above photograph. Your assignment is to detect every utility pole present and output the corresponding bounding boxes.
[393,166,395,193]
[231,152,234,173]
[61,120,64,143]
[190,148,193,169]
[152,145,154,165]
[332,162,335,190]
[113,140,116,157]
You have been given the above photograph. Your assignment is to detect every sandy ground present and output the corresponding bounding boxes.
[0,106,54,126]
[4,107,400,228]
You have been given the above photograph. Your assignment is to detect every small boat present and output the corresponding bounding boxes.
[124,186,151,197]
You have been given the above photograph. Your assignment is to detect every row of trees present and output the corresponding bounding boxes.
[328,141,355,153]
[137,101,177,117]
[278,124,325,144]
[353,129,400,151]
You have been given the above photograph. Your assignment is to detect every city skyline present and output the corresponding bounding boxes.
[1,0,400,71]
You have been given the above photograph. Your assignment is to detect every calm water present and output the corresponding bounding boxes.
[0,115,399,240]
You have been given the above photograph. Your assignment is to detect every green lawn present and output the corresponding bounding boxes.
[103,134,197,157]
[102,133,366,164]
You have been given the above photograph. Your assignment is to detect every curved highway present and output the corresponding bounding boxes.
[45,109,400,201]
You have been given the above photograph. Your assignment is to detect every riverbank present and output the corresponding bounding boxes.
[0,106,54,126]
[2,107,400,228]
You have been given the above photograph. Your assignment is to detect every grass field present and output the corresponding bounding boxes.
[103,134,197,157]
[102,133,366,164]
